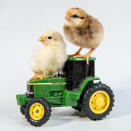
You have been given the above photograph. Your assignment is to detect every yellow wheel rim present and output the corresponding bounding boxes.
[89,90,110,114]
[29,103,45,121]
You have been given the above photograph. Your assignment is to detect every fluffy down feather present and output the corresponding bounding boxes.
[29,31,67,78]
[63,8,104,49]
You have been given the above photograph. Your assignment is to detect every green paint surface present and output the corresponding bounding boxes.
[67,57,96,61]
[16,94,30,106]
[27,77,67,84]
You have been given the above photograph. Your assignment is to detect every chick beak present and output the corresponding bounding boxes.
[65,16,71,21]
[39,35,45,42]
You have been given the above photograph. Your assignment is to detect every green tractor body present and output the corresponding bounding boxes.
[16,76,100,107]
[16,57,99,107]
[16,57,114,127]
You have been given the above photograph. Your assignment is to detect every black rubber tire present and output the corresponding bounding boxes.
[20,106,26,115]
[25,98,51,127]
[72,107,81,111]
[81,83,114,120]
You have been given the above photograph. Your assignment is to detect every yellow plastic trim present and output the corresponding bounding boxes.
[89,90,110,114]
[28,82,66,85]
[29,103,45,121]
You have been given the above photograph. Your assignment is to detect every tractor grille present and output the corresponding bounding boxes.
[26,84,34,98]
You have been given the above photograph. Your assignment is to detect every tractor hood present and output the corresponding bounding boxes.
[27,77,67,85]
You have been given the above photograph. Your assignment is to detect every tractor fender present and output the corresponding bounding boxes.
[79,77,100,94]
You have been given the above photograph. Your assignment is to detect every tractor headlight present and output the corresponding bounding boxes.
[26,84,34,98]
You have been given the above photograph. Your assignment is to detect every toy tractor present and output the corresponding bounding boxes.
[16,57,114,127]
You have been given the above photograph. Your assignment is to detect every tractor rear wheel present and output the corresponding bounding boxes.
[25,98,51,126]
[81,83,114,120]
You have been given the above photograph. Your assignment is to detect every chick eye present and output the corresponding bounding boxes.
[80,17,85,19]
[48,36,52,39]
[72,14,79,18]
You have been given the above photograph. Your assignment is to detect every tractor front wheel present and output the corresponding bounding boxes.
[25,98,51,127]
[81,83,114,120]
[20,106,26,115]
[72,107,81,111]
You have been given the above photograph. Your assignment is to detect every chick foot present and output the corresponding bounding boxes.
[29,73,46,81]
[74,48,96,64]
[68,48,83,57]
[29,75,42,81]
[74,54,90,64]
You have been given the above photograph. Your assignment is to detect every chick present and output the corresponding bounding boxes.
[63,8,104,63]
[29,31,67,80]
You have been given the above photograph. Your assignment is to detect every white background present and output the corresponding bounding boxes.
[0,0,131,130]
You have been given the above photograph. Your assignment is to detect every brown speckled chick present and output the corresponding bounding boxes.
[63,8,104,63]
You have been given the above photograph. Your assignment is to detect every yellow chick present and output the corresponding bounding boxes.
[63,8,104,63]
[29,31,67,80]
